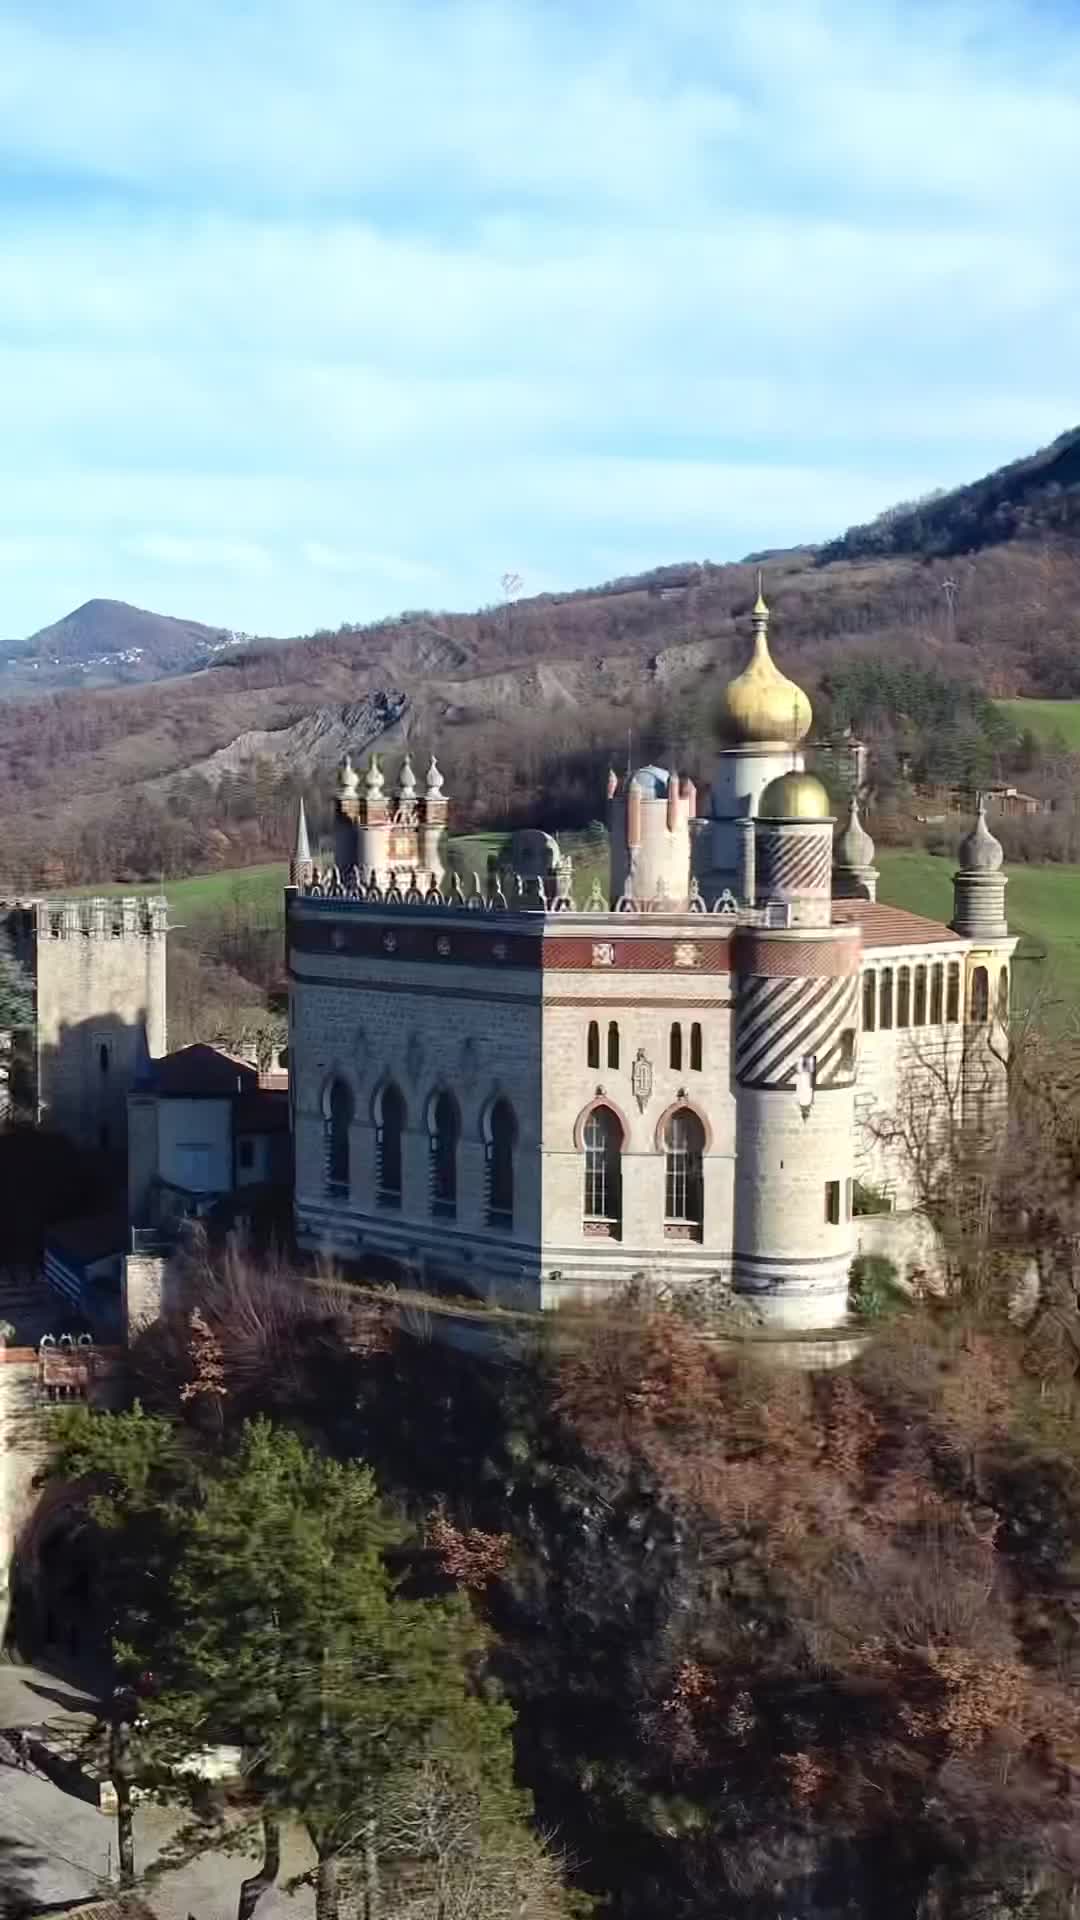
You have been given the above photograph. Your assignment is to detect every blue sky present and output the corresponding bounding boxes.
[0,0,1078,639]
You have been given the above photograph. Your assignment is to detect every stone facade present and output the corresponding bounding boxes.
[288,594,1015,1331]
[1,896,167,1152]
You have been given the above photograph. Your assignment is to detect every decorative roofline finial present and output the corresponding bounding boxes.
[753,568,768,620]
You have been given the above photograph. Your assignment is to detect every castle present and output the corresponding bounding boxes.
[287,588,1014,1330]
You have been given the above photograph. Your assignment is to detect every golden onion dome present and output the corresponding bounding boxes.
[758,771,831,819]
[719,583,812,745]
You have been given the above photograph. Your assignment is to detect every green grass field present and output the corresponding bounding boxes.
[996,697,1080,749]
[77,862,289,924]
[876,847,1080,1016]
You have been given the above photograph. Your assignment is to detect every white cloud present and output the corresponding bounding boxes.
[0,0,1076,635]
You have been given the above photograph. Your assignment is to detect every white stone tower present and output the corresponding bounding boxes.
[725,690,861,1328]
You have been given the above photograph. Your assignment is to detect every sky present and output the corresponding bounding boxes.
[0,0,1078,640]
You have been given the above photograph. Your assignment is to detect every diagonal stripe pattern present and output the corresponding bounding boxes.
[736,973,859,1089]
[756,829,833,899]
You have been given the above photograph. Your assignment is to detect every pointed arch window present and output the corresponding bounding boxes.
[583,1106,622,1237]
[486,1097,516,1230]
[587,1021,600,1070]
[607,1022,620,1070]
[690,1022,703,1072]
[970,966,989,1024]
[930,962,944,1025]
[946,962,961,1024]
[430,1091,459,1219]
[669,1024,682,1071]
[664,1109,704,1241]
[376,1083,405,1209]
[326,1078,353,1197]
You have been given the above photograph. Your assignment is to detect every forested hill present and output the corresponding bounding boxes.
[2,426,1080,888]
[820,425,1080,563]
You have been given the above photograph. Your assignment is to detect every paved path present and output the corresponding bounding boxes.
[0,1658,314,1920]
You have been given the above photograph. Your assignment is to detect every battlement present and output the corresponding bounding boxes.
[1,896,168,941]
[289,863,782,922]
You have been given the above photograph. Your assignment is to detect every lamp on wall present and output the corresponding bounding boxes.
[795,1053,817,1121]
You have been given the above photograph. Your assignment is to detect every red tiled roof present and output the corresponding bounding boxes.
[832,901,962,949]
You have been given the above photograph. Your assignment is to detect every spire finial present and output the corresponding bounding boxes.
[294,795,311,864]
[753,569,768,619]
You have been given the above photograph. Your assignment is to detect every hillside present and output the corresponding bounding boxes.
[2,426,1080,889]
[821,424,1080,563]
[0,597,250,694]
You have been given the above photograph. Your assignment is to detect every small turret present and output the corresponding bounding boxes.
[337,754,359,799]
[397,753,417,802]
[290,796,314,889]
[832,794,878,902]
[950,795,1007,938]
[608,765,694,906]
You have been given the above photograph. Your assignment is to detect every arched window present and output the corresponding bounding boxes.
[664,1109,704,1240]
[669,1024,682,1070]
[946,962,961,1024]
[690,1022,703,1072]
[583,1106,622,1237]
[862,972,876,1033]
[897,966,911,1028]
[376,1083,405,1209]
[879,968,893,1031]
[970,966,989,1024]
[913,965,928,1026]
[607,1022,620,1070]
[587,1021,600,1070]
[930,962,944,1025]
[486,1097,516,1229]
[430,1091,459,1219]
[326,1078,353,1197]
[997,966,1009,1022]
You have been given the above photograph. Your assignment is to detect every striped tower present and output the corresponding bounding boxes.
[732,770,861,1329]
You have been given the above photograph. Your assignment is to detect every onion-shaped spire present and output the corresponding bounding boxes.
[364,752,386,798]
[398,752,417,799]
[958,793,1004,874]
[337,753,359,798]
[835,793,875,869]
[718,574,812,746]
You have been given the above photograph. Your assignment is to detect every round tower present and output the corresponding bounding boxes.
[608,765,696,905]
[832,793,878,902]
[950,796,1007,939]
[352,754,390,882]
[705,581,813,892]
[732,773,860,1329]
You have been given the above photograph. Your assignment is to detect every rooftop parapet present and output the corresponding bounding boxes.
[290,863,797,924]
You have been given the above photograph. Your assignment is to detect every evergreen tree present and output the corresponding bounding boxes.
[49,1410,562,1920]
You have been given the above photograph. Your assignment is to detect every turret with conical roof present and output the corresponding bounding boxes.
[950,794,1007,938]
[832,793,878,902]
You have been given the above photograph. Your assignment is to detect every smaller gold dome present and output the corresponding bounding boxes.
[758,771,831,819]
[719,584,812,745]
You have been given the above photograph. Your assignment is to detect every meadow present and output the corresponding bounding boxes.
[996,696,1080,749]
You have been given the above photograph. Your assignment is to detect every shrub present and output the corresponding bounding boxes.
[849,1253,906,1320]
